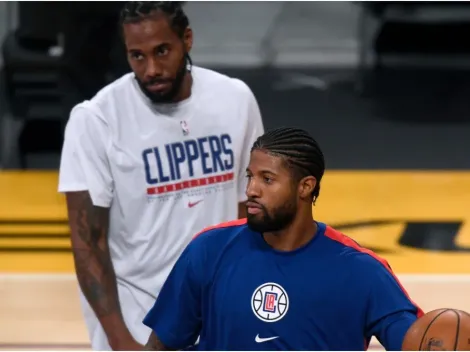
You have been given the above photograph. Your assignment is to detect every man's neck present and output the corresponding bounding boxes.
[173,72,193,103]
[263,214,317,252]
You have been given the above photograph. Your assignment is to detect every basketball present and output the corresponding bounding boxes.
[402,308,470,350]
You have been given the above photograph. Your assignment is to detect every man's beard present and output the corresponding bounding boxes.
[136,54,189,104]
[246,198,297,234]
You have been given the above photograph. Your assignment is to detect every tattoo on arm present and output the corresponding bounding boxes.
[144,332,169,351]
[66,191,120,318]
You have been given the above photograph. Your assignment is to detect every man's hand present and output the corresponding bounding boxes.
[144,332,171,351]
[110,332,144,351]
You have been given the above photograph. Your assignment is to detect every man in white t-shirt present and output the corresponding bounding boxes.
[58,2,264,350]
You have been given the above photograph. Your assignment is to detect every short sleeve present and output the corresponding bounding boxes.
[363,258,422,350]
[58,106,114,207]
[143,240,203,350]
[237,85,264,203]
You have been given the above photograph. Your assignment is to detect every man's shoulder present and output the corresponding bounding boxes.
[189,218,249,252]
[193,66,254,99]
[71,73,136,116]
[323,224,395,275]
[193,218,248,240]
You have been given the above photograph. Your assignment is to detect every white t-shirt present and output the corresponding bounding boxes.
[58,66,264,346]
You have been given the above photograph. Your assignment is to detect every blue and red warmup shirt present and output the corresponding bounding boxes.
[143,220,423,351]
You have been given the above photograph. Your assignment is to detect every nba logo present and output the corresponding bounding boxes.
[263,292,278,313]
[180,120,189,136]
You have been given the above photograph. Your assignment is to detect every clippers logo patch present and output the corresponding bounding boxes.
[251,282,289,322]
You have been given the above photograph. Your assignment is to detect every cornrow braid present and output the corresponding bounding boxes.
[251,127,325,203]
[120,1,189,38]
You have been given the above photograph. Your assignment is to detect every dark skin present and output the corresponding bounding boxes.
[143,150,317,351]
[238,202,247,218]
[68,192,243,352]
[124,12,193,103]
[124,12,247,215]
[144,332,170,351]
[245,149,317,251]
[66,191,142,350]
[67,13,247,352]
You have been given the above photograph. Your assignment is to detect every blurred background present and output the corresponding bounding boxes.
[1,1,470,350]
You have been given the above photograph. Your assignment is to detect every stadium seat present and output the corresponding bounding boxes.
[356,2,470,96]
[0,28,76,169]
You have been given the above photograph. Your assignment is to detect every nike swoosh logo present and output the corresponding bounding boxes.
[255,334,279,343]
[188,200,203,208]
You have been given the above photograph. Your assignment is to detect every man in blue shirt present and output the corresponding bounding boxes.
[142,127,423,351]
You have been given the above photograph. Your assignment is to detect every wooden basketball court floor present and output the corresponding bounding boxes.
[1,171,470,351]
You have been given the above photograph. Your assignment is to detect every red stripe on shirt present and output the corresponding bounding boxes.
[324,225,424,319]
[192,218,247,240]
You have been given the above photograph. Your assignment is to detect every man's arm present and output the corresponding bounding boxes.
[142,236,204,351]
[363,257,423,351]
[144,332,172,351]
[58,106,141,350]
[373,311,419,351]
[66,191,140,350]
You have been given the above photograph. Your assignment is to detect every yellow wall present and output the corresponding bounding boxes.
[315,171,470,274]
[1,171,470,273]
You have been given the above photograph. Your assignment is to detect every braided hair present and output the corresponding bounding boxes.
[251,127,325,203]
[120,2,193,68]
[120,2,189,38]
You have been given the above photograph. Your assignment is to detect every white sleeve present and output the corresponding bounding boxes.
[58,106,114,207]
[237,87,265,203]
